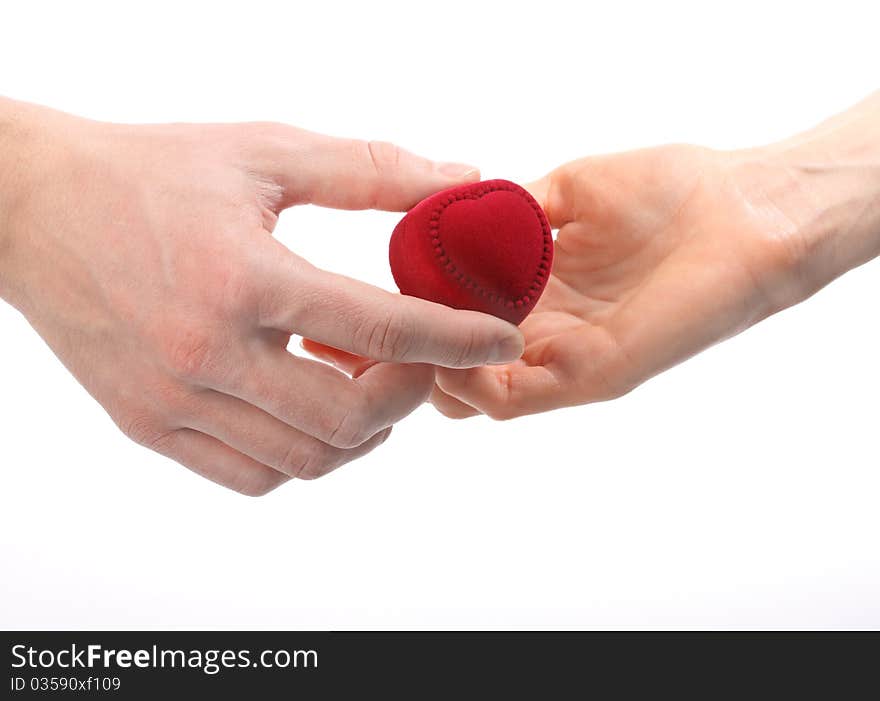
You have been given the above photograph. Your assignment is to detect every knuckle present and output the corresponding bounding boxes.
[435,403,479,420]
[255,253,315,330]
[117,412,174,451]
[448,326,481,367]
[212,256,257,315]
[484,405,519,421]
[326,391,371,449]
[233,473,289,497]
[360,310,416,361]
[280,443,331,480]
[481,367,519,421]
[362,140,404,208]
[589,380,632,404]
[366,140,402,175]
[160,328,221,383]
[593,377,630,402]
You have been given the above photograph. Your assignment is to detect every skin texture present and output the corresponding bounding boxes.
[0,99,524,494]
[306,93,880,420]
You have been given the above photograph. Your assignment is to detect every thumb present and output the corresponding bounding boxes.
[246,123,479,211]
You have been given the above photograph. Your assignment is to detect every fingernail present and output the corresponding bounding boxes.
[302,343,337,366]
[438,162,480,180]
[488,334,524,365]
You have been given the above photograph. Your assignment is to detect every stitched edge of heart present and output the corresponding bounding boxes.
[427,181,552,311]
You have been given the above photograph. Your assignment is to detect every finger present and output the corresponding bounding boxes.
[524,175,552,219]
[222,345,435,449]
[256,247,524,368]
[524,173,572,229]
[524,159,592,230]
[301,341,480,419]
[429,385,481,420]
[436,321,632,417]
[185,389,392,480]
[247,124,480,211]
[434,363,564,420]
[150,428,288,497]
[300,338,373,376]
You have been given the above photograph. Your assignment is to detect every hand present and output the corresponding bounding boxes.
[425,145,800,417]
[427,105,880,419]
[306,97,880,419]
[309,145,799,416]
[0,99,523,493]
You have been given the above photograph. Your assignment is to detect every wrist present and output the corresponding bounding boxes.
[0,99,82,308]
[728,93,880,307]
[0,98,40,304]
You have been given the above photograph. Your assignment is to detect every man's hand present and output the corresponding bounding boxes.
[0,99,523,494]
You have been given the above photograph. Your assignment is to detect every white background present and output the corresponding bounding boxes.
[1,1,878,630]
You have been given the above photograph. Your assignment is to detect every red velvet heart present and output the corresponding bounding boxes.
[389,180,553,325]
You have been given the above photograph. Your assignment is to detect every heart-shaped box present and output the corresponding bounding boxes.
[389,179,553,325]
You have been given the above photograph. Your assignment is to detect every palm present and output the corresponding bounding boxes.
[433,145,792,418]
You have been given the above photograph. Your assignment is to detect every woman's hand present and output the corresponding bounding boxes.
[429,94,880,419]
[428,144,802,417]
[0,99,523,493]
